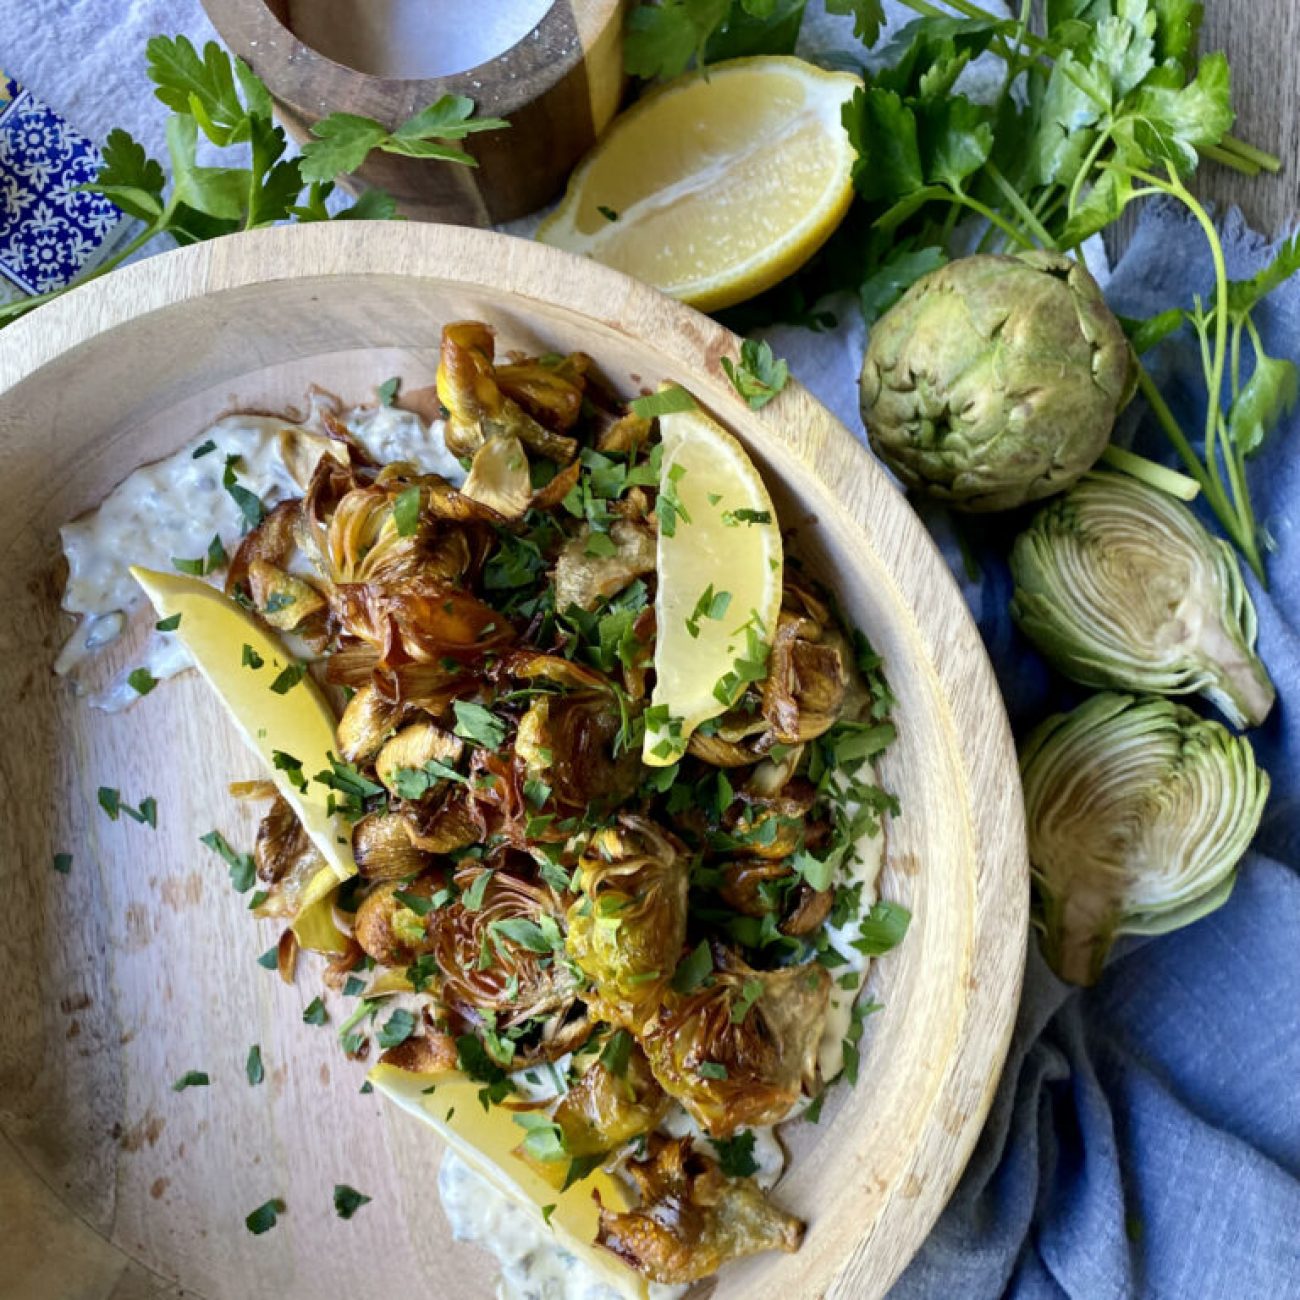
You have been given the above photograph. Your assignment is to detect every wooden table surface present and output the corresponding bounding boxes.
[1197,2,1299,235]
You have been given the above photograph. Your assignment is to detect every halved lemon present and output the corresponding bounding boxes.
[369,1064,646,1299]
[131,568,356,948]
[644,405,783,765]
[537,56,860,312]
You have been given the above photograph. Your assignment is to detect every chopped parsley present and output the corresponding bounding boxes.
[244,1198,284,1235]
[711,1130,759,1177]
[685,584,731,639]
[729,977,764,1025]
[302,996,328,1026]
[52,852,73,875]
[852,901,912,957]
[671,940,713,993]
[241,644,264,669]
[172,1070,209,1091]
[452,699,507,750]
[333,1184,372,1219]
[513,1112,568,1163]
[393,485,422,537]
[200,829,256,892]
[269,661,306,694]
[246,1044,264,1085]
[720,338,789,410]
[377,375,400,406]
[596,205,620,222]
[376,1008,416,1050]
[656,461,691,537]
[155,612,182,631]
[630,385,696,420]
[128,667,158,695]
[222,454,266,531]
[697,1061,728,1080]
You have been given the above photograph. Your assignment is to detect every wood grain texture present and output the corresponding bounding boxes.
[1197,0,1300,236]
[0,222,1026,1300]
[200,0,627,225]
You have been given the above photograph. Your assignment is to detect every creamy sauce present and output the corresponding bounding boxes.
[56,405,461,709]
[439,1151,685,1300]
[817,786,889,1083]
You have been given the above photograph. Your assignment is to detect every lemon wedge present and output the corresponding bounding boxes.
[644,405,783,764]
[537,56,860,311]
[130,567,356,888]
[369,1064,646,1300]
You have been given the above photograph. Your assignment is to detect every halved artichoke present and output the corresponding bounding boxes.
[1021,692,1269,986]
[1011,472,1275,729]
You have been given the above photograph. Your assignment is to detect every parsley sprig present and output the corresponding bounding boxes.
[0,38,507,328]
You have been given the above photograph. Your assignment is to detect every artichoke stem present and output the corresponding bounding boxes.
[1195,617,1276,729]
[1047,891,1117,987]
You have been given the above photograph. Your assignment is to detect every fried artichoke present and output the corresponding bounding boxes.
[640,947,831,1137]
[1011,472,1275,729]
[860,251,1133,510]
[597,1136,803,1284]
[565,817,689,1031]
[1022,692,1269,986]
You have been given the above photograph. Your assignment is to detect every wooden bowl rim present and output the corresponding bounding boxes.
[202,0,619,114]
[0,220,1027,1299]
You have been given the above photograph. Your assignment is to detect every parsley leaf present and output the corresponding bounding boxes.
[377,375,400,406]
[244,1198,284,1235]
[453,700,507,750]
[630,385,697,420]
[302,996,329,1026]
[376,1008,417,1050]
[300,96,508,181]
[393,485,422,537]
[711,1129,759,1176]
[852,900,912,956]
[128,667,158,696]
[720,338,789,409]
[200,829,256,892]
[671,940,714,993]
[333,1184,372,1219]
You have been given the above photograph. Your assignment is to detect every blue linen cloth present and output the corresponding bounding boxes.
[888,202,1300,1299]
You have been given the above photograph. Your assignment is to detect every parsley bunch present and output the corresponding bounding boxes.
[685,0,1290,583]
[0,35,506,328]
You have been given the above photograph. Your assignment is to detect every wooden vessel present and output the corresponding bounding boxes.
[0,223,1027,1300]
[200,0,626,224]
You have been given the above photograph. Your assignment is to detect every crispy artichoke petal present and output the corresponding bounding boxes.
[639,949,831,1137]
[565,817,689,1031]
[597,1137,803,1285]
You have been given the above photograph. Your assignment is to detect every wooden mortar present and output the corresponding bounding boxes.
[201,0,626,225]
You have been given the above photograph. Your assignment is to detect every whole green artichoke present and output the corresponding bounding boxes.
[860,251,1133,511]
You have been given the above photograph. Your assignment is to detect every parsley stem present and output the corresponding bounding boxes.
[984,162,1056,248]
[948,190,1036,250]
[1200,143,1261,178]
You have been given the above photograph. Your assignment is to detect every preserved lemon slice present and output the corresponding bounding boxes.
[369,1064,647,1300]
[537,56,860,312]
[644,406,783,764]
[130,567,357,894]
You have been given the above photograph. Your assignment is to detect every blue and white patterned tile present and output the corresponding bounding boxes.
[0,79,137,298]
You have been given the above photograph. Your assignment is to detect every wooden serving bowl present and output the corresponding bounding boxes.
[202,0,626,225]
[0,223,1026,1300]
